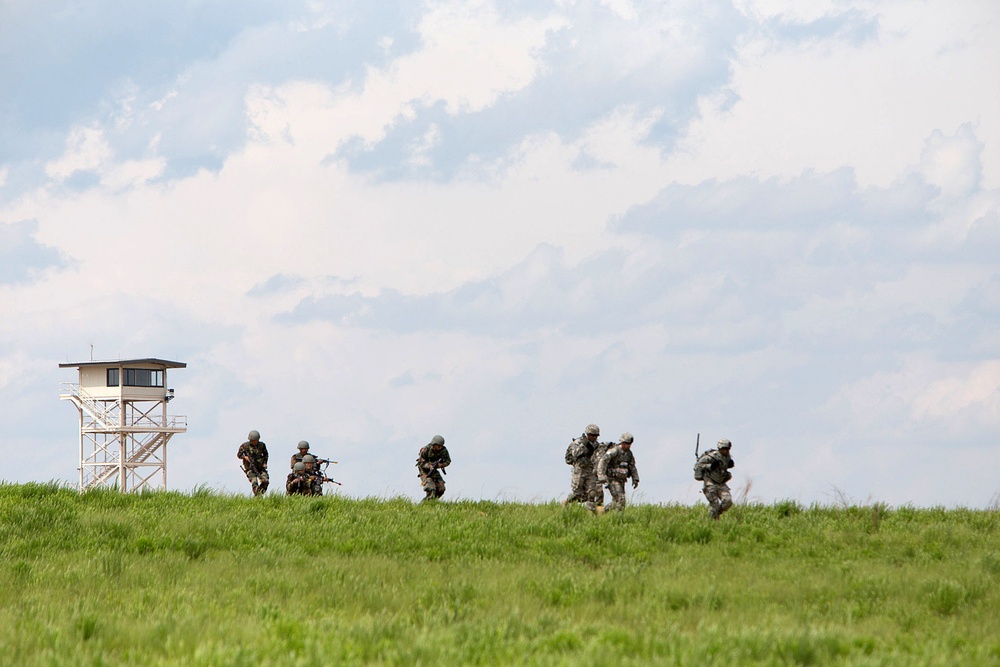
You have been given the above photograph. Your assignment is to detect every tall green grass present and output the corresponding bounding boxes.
[1,483,998,666]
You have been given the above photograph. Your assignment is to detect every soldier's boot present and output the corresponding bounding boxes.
[584,501,596,513]
[251,482,259,496]
[258,481,269,496]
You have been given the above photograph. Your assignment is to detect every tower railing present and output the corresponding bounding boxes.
[59,383,187,430]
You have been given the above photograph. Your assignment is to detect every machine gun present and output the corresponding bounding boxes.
[313,457,342,487]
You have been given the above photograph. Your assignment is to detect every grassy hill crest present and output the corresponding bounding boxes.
[2,483,998,666]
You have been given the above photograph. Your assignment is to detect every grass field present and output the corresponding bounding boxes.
[1,483,998,666]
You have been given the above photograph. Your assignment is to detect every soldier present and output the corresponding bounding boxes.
[286,461,310,495]
[591,437,613,510]
[416,435,451,501]
[289,440,310,469]
[695,438,735,519]
[237,429,269,496]
[563,423,600,511]
[597,433,639,512]
[301,454,323,496]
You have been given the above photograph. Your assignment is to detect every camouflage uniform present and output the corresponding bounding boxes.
[695,440,735,519]
[286,466,311,495]
[417,437,451,500]
[237,435,269,496]
[302,456,325,496]
[564,425,600,511]
[597,439,639,512]
[591,440,612,508]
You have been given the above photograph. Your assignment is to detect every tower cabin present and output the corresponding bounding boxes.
[59,358,187,492]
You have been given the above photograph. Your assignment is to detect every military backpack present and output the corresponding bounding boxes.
[564,440,576,465]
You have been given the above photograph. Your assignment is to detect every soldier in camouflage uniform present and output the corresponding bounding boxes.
[290,440,311,469]
[417,435,451,501]
[597,433,639,512]
[237,429,269,496]
[695,438,735,519]
[591,437,613,509]
[302,454,324,496]
[563,424,600,511]
[286,461,310,495]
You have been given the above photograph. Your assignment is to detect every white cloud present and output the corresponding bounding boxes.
[600,0,638,21]
[239,3,564,158]
[912,360,1000,424]
[920,123,982,201]
[668,0,1000,189]
[44,126,113,180]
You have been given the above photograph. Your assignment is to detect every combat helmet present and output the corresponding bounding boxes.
[248,430,261,441]
[620,432,634,444]
[430,435,445,446]
[293,461,306,472]
[717,438,732,449]
[302,454,316,464]
[585,424,600,436]
[297,440,310,451]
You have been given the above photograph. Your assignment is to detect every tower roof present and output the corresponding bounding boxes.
[59,358,187,369]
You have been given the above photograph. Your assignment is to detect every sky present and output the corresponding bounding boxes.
[1,0,998,507]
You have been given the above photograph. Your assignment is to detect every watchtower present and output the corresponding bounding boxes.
[59,358,187,492]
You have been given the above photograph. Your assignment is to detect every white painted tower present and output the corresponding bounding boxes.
[59,358,187,492]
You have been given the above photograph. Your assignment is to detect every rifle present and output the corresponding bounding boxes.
[242,454,262,478]
[416,459,447,476]
[316,475,342,487]
[314,457,338,465]
[428,461,447,476]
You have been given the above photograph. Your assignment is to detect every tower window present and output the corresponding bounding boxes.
[106,368,164,387]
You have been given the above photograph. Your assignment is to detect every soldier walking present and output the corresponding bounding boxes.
[597,432,639,512]
[417,435,451,501]
[237,429,269,496]
[563,423,601,511]
[591,436,612,510]
[695,438,735,519]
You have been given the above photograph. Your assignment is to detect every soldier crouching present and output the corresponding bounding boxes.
[286,461,310,495]
[417,435,450,501]
[237,429,269,496]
